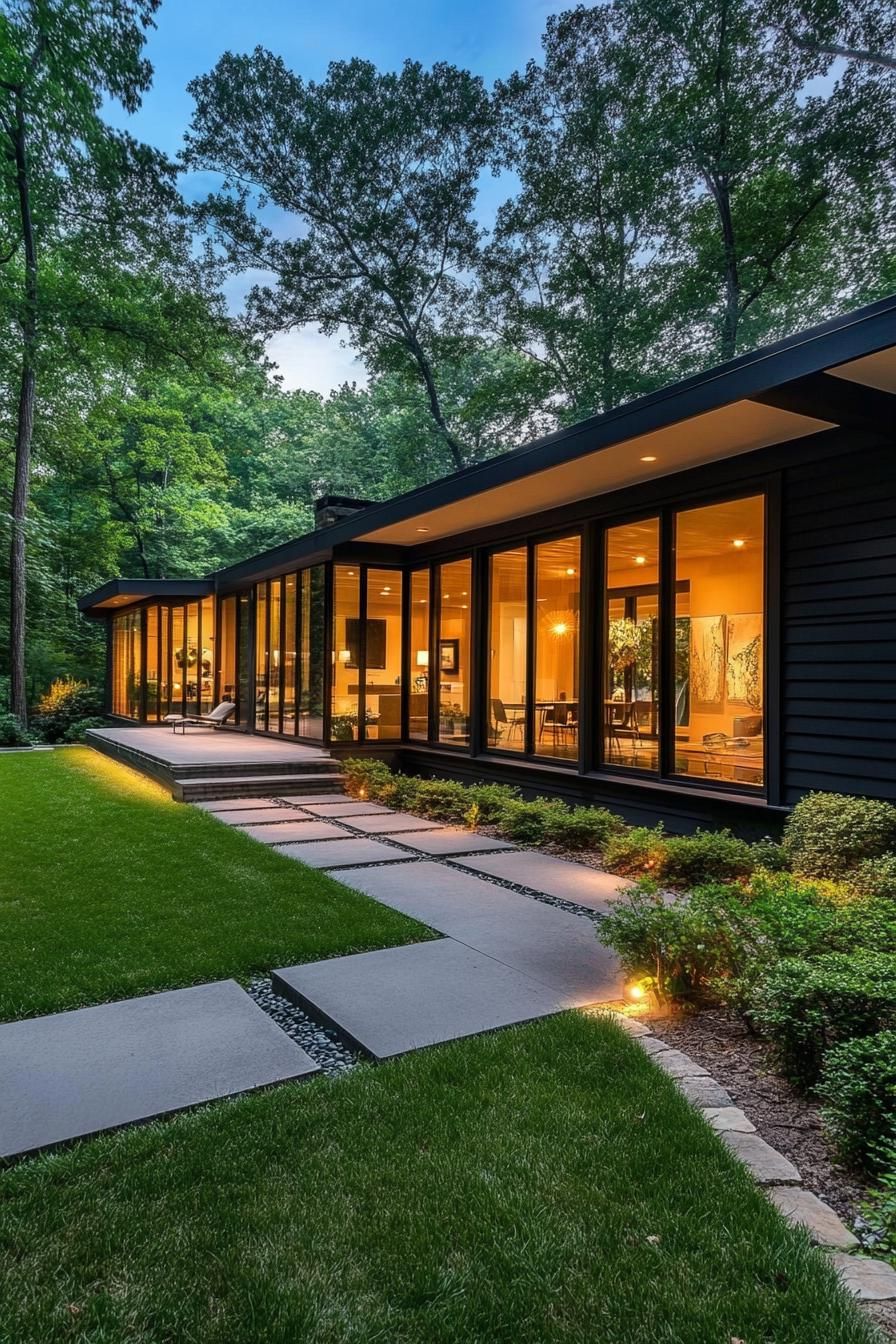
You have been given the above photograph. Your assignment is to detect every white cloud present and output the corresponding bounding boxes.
[265,326,368,396]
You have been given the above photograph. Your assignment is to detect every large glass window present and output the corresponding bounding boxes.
[438,558,472,745]
[238,592,251,723]
[534,536,580,761]
[199,596,215,714]
[674,495,764,789]
[255,583,268,729]
[332,566,361,741]
[268,579,282,731]
[488,548,527,752]
[171,606,186,717]
[604,518,660,771]
[282,575,297,735]
[160,604,170,717]
[408,569,430,740]
[111,609,142,718]
[219,595,237,718]
[300,566,325,740]
[145,606,160,721]
[365,569,403,741]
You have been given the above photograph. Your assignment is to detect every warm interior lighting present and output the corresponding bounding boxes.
[641,455,657,462]
[565,567,576,576]
[551,621,569,636]
[416,649,429,668]
[338,649,351,664]
[732,538,746,548]
[416,527,430,533]
[634,555,646,565]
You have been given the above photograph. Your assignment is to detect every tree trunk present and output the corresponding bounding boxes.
[406,333,465,470]
[8,93,38,727]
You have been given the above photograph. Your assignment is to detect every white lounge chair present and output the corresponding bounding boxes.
[164,701,236,734]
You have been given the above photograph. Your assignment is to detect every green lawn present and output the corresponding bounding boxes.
[0,747,428,1021]
[0,1011,876,1344]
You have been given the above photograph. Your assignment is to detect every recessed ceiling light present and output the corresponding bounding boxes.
[565,567,576,576]
[641,455,657,463]
[416,527,430,533]
[732,538,746,549]
[634,555,647,565]
[347,570,355,576]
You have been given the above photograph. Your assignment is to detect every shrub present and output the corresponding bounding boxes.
[61,716,108,743]
[412,779,470,823]
[864,1144,896,1258]
[0,713,32,747]
[342,758,393,800]
[495,798,567,845]
[748,951,896,1085]
[598,883,730,1005]
[849,854,896,903]
[818,1031,896,1171]
[603,825,667,877]
[31,679,101,744]
[749,837,789,872]
[782,791,896,878]
[661,828,757,887]
[465,782,521,825]
[543,805,621,852]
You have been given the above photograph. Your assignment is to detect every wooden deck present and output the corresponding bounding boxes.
[86,727,344,802]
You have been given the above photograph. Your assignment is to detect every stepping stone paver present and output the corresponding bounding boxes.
[333,861,624,1003]
[720,1130,801,1184]
[272,939,572,1059]
[767,1187,858,1249]
[652,1048,709,1079]
[702,1106,755,1134]
[342,811,445,834]
[275,837,417,869]
[453,850,632,913]
[0,980,318,1160]
[298,801,391,817]
[383,827,515,856]
[276,793,347,805]
[212,807,302,827]
[830,1253,896,1300]
[194,797,282,812]
[676,1075,733,1108]
[236,820,348,844]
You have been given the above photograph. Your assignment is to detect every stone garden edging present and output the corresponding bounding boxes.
[605,1010,896,1306]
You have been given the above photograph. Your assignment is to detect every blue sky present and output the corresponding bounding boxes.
[111,0,567,393]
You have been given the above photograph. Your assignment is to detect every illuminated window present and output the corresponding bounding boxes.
[145,606,160,721]
[219,595,237,720]
[438,558,472,745]
[268,579,282,731]
[331,566,361,741]
[488,548,527,752]
[408,569,430,741]
[604,519,660,771]
[365,569,403,741]
[255,584,267,729]
[300,566,325,740]
[200,596,215,714]
[111,609,142,718]
[282,575,297,735]
[534,536,580,761]
[674,496,764,789]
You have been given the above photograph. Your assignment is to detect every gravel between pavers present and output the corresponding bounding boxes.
[247,976,360,1077]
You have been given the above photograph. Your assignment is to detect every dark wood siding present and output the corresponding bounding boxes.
[783,437,896,803]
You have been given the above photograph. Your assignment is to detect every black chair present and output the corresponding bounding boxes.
[490,698,524,745]
[540,701,577,750]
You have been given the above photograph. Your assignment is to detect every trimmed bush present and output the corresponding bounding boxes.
[819,1031,896,1171]
[543,805,621,852]
[748,951,896,1085]
[865,1145,896,1258]
[61,716,108,743]
[343,758,393,800]
[598,883,730,1005]
[465,782,521,825]
[783,791,896,878]
[748,837,789,872]
[411,779,470,823]
[0,713,32,747]
[661,828,757,887]
[604,825,667,877]
[849,854,896,902]
[495,798,567,845]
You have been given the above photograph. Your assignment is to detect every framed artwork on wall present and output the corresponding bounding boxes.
[439,638,460,675]
[345,618,387,670]
[690,614,726,710]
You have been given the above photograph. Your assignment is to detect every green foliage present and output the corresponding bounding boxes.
[782,792,896,878]
[604,825,667,877]
[662,829,758,886]
[0,713,32,747]
[747,952,896,1085]
[465,782,522,824]
[598,883,731,1005]
[865,1143,896,1262]
[544,806,621,851]
[818,1032,896,1172]
[61,717,108,743]
[410,779,471,823]
[30,679,101,744]
[748,837,789,872]
[849,854,896,902]
[495,798,567,845]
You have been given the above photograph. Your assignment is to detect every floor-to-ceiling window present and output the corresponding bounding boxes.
[604,518,660,771]
[488,548,527,752]
[268,579,282,731]
[300,566,325,739]
[111,609,142,718]
[199,597,215,714]
[365,569,403,741]
[534,536,580,761]
[673,495,764,788]
[408,568,430,740]
[332,566,361,741]
[255,583,268,730]
[218,594,237,715]
[145,606,160,720]
[437,558,472,746]
[171,606,186,717]
[282,575,297,735]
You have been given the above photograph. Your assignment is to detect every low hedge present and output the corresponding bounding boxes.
[818,1031,896,1172]
[782,791,896,879]
[747,951,896,1086]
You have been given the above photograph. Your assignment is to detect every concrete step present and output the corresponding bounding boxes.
[172,758,336,781]
[176,772,346,803]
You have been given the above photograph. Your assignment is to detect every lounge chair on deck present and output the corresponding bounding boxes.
[164,701,236,734]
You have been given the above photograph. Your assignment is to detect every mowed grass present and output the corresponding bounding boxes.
[0,747,429,1020]
[0,1012,876,1344]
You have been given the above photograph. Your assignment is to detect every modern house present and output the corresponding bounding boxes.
[79,294,896,831]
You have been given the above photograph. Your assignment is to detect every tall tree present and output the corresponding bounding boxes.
[0,0,161,723]
[184,53,496,469]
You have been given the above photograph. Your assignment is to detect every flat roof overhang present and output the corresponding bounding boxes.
[77,578,214,617]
